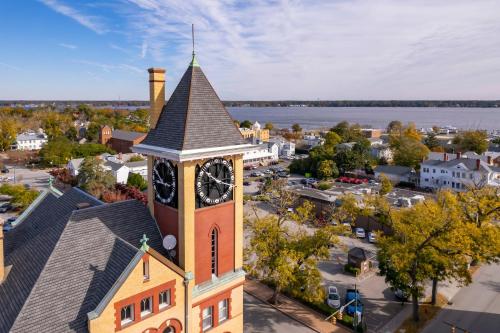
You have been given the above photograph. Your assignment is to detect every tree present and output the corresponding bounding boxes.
[453,130,488,154]
[86,123,101,142]
[392,137,429,168]
[331,121,363,142]
[379,174,393,196]
[324,131,341,147]
[128,155,145,162]
[316,160,338,179]
[245,179,340,304]
[65,126,78,141]
[40,112,72,139]
[0,117,18,151]
[378,192,474,322]
[39,136,73,166]
[240,120,252,128]
[291,123,302,135]
[77,157,115,197]
[387,120,403,134]
[423,132,440,151]
[264,122,274,131]
[127,173,147,191]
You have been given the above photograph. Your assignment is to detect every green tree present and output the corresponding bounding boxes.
[86,123,101,142]
[65,126,78,141]
[41,112,72,139]
[292,123,302,134]
[453,130,489,154]
[240,120,252,128]
[379,173,393,196]
[127,173,147,191]
[128,155,145,162]
[387,120,403,134]
[0,183,39,211]
[423,132,440,151]
[392,137,429,168]
[316,160,338,179]
[0,117,18,151]
[77,157,115,197]
[39,136,74,166]
[324,131,342,147]
[264,122,274,131]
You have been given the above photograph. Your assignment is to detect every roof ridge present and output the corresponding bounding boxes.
[181,65,194,151]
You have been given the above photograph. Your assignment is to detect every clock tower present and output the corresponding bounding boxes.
[133,54,251,333]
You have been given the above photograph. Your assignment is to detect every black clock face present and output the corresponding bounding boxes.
[153,158,176,205]
[196,158,234,206]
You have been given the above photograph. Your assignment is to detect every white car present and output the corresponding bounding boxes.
[355,227,366,238]
[368,232,376,243]
[326,286,341,308]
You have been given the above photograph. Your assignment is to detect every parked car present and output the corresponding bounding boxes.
[264,169,273,175]
[6,216,16,223]
[1,166,9,173]
[277,171,289,178]
[250,171,264,177]
[0,203,13,213]
[355,227,366,238]
[394,289,409,301]
[2,221,13,232]
[368,232,376,243]
[326,286,341,308]
[345,289,363,316]
[243,181,251,186]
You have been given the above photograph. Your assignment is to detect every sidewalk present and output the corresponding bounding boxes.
[244,279,351,333]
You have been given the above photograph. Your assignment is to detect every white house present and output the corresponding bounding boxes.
[243,143,279,166]
[370,144,393,162]
[15,130,48,150]
[103,160,129,184]
[302,134,324,149]
[125,160,148,180]
[270,137,295,157]
[420,157,500,191]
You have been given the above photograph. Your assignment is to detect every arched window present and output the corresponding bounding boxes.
[211,228,218,277]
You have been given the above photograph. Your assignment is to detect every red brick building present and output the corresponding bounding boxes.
[99,126,146,153]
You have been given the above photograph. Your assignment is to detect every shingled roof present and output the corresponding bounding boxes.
[0,188,102,332]
[9,200,164,333]
[142,57,246,151]
[1,188,165,332]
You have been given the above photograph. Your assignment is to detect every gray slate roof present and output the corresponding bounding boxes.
[0,188,102,333]
[142,60,246,151]
[422,157,493,173]
[112,129,146,142]
[1,189,165,333]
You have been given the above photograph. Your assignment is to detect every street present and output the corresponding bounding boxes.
[422,263,500,333]
[243,292,316,333]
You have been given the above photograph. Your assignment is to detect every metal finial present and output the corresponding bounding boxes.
[192,23,195,56]
[140,234,150,251]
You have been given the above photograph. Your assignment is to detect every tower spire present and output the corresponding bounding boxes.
[190,23,200,67]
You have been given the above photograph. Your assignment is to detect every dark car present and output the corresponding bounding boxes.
[1,167,9,173]
[2,220,13,232]
[0,203,13,213]
[243,181,251,186]
[345,289,363,316]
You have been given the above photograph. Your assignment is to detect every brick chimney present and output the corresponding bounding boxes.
[0,220,4,283]
[487,155,492,165]
[148,68,166,129]
[456,152,462,159]
[476,159,481,170]
[443,153,448,161]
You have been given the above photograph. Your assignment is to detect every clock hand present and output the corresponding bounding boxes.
[206,172,234,188]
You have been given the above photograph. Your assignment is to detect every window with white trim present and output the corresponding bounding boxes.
[159,290,171,309]
[120,304,134,325]
[140,297,152,317]
[202,306,213,331]
[218,299,228,323]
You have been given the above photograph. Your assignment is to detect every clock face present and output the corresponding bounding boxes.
[196,158,235,206]
[153,158,176,205]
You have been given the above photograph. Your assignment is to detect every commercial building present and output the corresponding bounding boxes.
[239,121,269,143]
[1,54,247,332]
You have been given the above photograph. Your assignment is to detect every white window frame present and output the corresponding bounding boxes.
[159,290,171,309]
[120,304,134,325]
[218,299,228,323]
[202,306,213,331]
[140,296,152,317]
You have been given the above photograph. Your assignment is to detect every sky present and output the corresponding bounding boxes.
[1,0,500,100]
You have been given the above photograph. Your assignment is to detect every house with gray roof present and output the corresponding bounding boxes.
[14,130,48,150]
[374,165,416,184]
[420,156,500,191]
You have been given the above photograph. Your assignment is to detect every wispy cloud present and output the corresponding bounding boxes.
[59,42,77,50]
[39,0,107,34]
[141,40,148,58]
[0,61,21,71]
[75,59,145,75]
